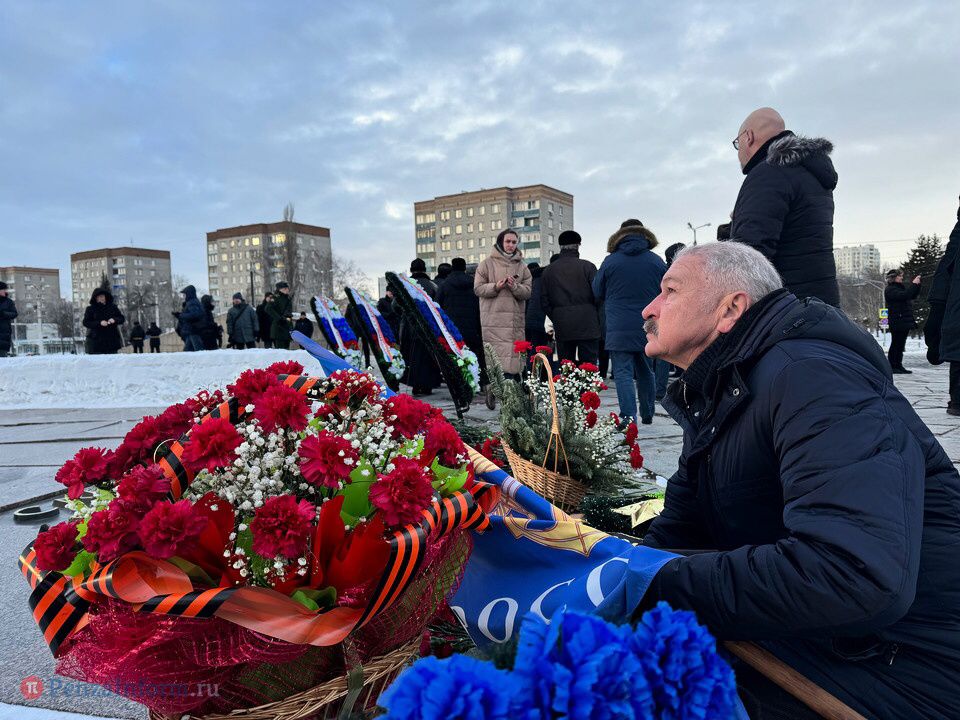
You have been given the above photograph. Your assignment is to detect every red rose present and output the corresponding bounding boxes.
[34,522,80,572]
[227,368,281,407]
[578,362,599,373]
[254,383,311,434]
[138,500,208,560]
[513,341,533,354]
[535,345,553,355]
[266,360,305,376]
[180,417,243,474]
[299,431,358,489]
[385,394,441,439]
[585,411,598,428]
[580,391,601,411]
[250,495,315,558]
[625,421,639,446]
[370,457,434,527]
[55,447,111,500]
[423,419,465,467]
[82,501,140,562]
[630,444,644,469]
[117,464,171,516]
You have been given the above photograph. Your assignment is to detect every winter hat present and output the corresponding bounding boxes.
[275,281,290,290]
[232,292,244,301]
[620,218,644,229]
[410,258,427,273]
[558,230,581,246]
[886,269,901,280]
[664,242,686,267]
[451,257,467,271]
[607,219,658,254]
[0,281,7,291]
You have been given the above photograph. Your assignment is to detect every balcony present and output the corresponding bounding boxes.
[511,209,540,218]
[416,222,437,230]
[518,225,541,233]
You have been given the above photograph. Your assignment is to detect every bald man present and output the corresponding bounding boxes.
[725,107,841,307]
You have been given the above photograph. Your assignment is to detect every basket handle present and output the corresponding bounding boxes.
[530,353,571,477]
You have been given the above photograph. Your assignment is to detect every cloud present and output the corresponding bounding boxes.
[383,201,408,220]
[353,110,397,126]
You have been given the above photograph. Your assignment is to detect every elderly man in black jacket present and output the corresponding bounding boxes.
[727,107,840,307]
[540,230,600,364]
[0,281,17,357]
[639,241,960,719]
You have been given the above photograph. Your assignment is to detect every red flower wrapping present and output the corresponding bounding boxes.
[250,495,315,558]
[630,444,644,469]
[266,360,305,376]
[370,457,434,527]
[227,368,281,407]
[580,391,601,411]
[423,419,465,467]
[253,383,310,435]
[180,417,243,474]
[298,431,358,489]
[579,362,600,372]
[513,340,533,354]
[82,501,140,562]
[56,447,112,500]
[625,421,639,446]
[535,345,553,355]
[585,410,598,428]
[385,394,441,439]
[34,521,79,572]
[117,464,171,516]
[138,500,208,560]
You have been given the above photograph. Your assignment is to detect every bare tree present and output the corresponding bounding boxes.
[49,298,76,352]
[123,284,154,325]
[331,255,372,308]
[282,202,295,222]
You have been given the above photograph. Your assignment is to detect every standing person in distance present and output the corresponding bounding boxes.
[174,285,204,352]
[267,282,294,350]
[129,321,146,354]
[401,258,442,396]
[474,230,532,378]
[146,321,162,353]
[83,288,125,355]
[256,293,274,348]
[227,292,259,349]
[885,269,922,374]
[434,262,452,287]
[525,262,551,349]
[198,294,219,350]
[438,257,490,405]
[539,230,600,365]
[294,311,314,339]
[0,281,18,357]
[924,196,960,415]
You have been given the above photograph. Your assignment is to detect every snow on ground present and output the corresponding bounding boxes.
[874,334,928,355]
[0,349,318,409]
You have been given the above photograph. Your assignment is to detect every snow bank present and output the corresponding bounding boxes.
[0,349,319,409]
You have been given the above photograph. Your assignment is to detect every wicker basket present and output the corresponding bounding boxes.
[500,353,590,514]
[148,640,418,720]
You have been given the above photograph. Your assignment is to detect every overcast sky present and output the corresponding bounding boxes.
[2,1,958,297]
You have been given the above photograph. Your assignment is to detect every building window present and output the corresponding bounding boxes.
[478,222,484,232]
[491,220,503,230]
[466,223,473,233]
[455,224,462,234]
[468,238,475,248]
[467,207,474,217]
[456,240,463,250]
[252,237,260,246]
[548,218,554,229]
[479,206,485,216]
[559,206,563,216]
[221,253,228,261]
[480,237,486,246]
[440,210,451,221]
[548,202,554,212]
[491,204,500,213]
[455,209,462,219]
[440,226,451,237]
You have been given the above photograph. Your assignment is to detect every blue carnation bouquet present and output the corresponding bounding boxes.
[379,603,742,720]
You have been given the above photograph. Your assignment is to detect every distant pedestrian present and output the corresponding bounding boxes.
[475,230,532,377]
[130,321,146,353]
[174,285,204,352]
[434,262,452,286]
[593,219,666,424]
[147,321,162,353]
[885,269,922,374]
[266,282,294,350]
[0,281,18,358]
[525,263,551,349]
[83,288,125,355]
[198,295,219,350]
[727,107,840,306]
[438,257,489,403]
[256,293,274,348]
[401,258,442,395]
[925,196,960,415]
[294,311,314,339]
[540,230,600,365]
[226,292,259,349]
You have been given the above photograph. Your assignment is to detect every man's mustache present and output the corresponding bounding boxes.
[644,318,658,337]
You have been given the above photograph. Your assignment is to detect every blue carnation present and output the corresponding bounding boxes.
[631,602,738,720]
[514,611,654,719]
[332,316,358,343]
[379,654,530,720]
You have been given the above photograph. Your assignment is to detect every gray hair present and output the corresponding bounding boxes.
[674,242,783,302]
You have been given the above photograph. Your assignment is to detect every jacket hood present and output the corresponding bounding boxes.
[201,294,215,308]
[607,225,658,253]
[489,246,524,264]
[766,133,838,191]
[89,288,114,304]
[180,285,198,300]
[529,264,544,279]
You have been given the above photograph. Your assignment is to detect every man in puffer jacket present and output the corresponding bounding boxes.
[227,292,259,349]
[727,107,840,307]
[175,285,204,352]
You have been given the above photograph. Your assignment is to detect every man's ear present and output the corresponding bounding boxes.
[716,291,751,333]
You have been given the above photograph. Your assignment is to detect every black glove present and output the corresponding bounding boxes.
[925,301,945,365]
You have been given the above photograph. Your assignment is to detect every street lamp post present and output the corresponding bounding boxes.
[687,222,712,247]
[26,278,45,355]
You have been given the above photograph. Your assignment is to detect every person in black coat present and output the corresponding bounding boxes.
[377,291,401,340]
[174,285,204,352]
[82,288,125,355]
[146,322,162,353]
[199,294,219,350]
[540,230,601,364]
[256,293,274,349]
[437,257,487,387]
[727,107,840,307]
[293,311,314,339]
[129,321,146,354]
[524,263,551,349]
[641,241,960,719]
[884,268,922,374]
[0,281,17,357]
[924,195,960,415]
[434,262,452,287]
[400,258,442,396]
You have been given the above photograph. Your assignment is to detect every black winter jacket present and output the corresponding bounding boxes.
[644,290,960,719]
[82,289,125,354]
[0,294,18,349]
[525,265,548,339]
[130,324,146,342]
[436,269,482,343]
[884,280,920,333]
[729,132,841,307]
[294,317,314,339]
[177,286,204,337]
[925,201,960,363]
[540,249,600,341]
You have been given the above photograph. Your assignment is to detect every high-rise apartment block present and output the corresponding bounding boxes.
[0,266,61,322]
[206,221,333,306]
[413,185,574,272]
[70,247,172,308]
[834,244,882,277]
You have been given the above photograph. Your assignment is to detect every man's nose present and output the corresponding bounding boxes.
[642,295,661,320]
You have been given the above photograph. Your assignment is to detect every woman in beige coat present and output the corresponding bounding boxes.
[474,230,533,378]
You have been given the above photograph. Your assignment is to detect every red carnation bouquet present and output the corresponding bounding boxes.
[21,361,496,717]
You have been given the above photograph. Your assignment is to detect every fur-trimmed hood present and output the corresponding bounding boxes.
[607,224,658,254]
[765,133,838,190]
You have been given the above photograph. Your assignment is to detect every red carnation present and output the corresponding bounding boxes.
[82,501,140,562]
[250,495,315,558]
[513,340,533,354]
[254,383,311,434]
[580,391,601,411]
[117,464,171,516]
[579,362,599,373]
[34,522,80,572]
[299,431,358,489]
[326,370,382,407]
[55,447,111,500]
[560,359,576,367]
[227,368,281,407]
[535,345,553,355]
[598,382,609,392]
[184,389,225,417]
[385,394,442,439]
[138,500,208,560]
[625,421,639,446]
[585,410,598,428]
[266,360,305,376]
[180,417,243,474]
[424,419,466,467]
[370,457,434,527]
[630,444,644,469]
[156,402,195,439]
